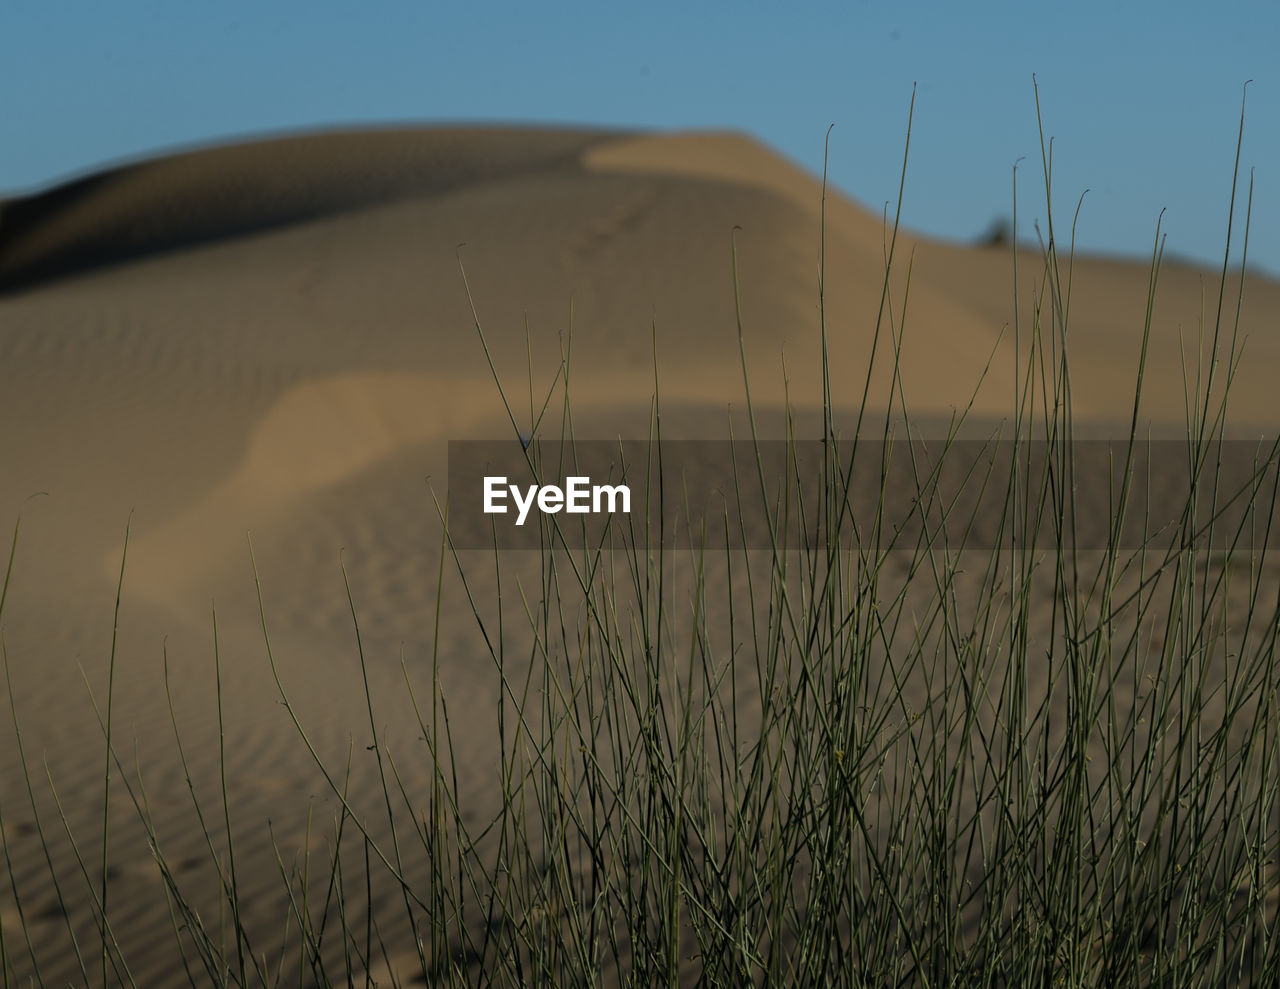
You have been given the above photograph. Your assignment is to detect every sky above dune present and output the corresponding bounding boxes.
[2,2,1277,275]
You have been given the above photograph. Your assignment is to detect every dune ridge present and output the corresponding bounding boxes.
[0,126,620,292]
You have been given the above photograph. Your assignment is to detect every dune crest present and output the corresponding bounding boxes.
[0,126,618,292]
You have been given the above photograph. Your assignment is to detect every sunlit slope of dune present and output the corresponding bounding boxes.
[3,126,1277,593]
[589,129,1280,426]
[1,125,1276,602]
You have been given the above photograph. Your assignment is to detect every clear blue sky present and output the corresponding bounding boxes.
[3,2,1277,274]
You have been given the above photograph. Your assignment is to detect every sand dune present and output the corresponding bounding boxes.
[2,124,1278,984]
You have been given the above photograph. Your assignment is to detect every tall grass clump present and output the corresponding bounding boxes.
[3,85,1279,986]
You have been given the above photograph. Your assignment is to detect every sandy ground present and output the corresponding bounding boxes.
[2,125,1279,984]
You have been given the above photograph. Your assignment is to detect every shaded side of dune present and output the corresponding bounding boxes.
[0,125,624,294]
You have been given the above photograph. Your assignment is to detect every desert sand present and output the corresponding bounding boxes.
[2,125,1278,984]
